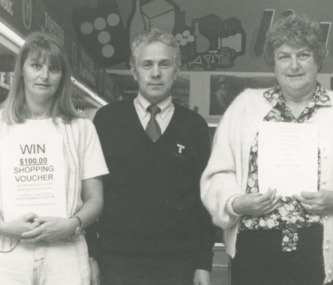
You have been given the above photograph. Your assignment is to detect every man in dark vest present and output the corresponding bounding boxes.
[89,28,215,285]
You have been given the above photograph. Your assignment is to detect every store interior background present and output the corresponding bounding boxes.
[1,0,333,284]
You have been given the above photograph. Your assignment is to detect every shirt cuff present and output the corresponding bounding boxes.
[226,194,244,217]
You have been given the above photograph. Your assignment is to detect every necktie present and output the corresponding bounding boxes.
[146,104,161,141]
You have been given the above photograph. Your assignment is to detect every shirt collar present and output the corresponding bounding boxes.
[263,82,331,108]
[135,93,174,120]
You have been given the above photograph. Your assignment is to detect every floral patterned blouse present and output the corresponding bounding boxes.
[239,83,331,252]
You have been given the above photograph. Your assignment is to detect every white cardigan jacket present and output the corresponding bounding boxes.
[201,88,333,284]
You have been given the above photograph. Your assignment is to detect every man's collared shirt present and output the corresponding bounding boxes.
[134,93,175,134]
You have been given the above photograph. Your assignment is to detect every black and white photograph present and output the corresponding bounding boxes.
[0,1,333,285]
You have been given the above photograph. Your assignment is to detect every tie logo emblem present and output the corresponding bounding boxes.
[177,144,185,154]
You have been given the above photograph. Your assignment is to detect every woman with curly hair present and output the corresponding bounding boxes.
[201,14,333,285]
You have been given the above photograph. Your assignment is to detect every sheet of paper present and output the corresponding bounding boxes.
[1,133,67,222]
[258,122,318,197]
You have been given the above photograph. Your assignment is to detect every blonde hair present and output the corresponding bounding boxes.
[2,32,81,124]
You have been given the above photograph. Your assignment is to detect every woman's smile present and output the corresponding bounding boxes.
[274,44,318,99]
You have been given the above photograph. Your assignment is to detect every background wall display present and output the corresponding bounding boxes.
[108,0,333,73]
[22,0,333,74]
[186,16,246,70]
[103,0,247,70]
[170,74,190,108]
[320,22,332,47]
[209,74,276,116]
[72,0,129,66]
[254,9,275,57]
